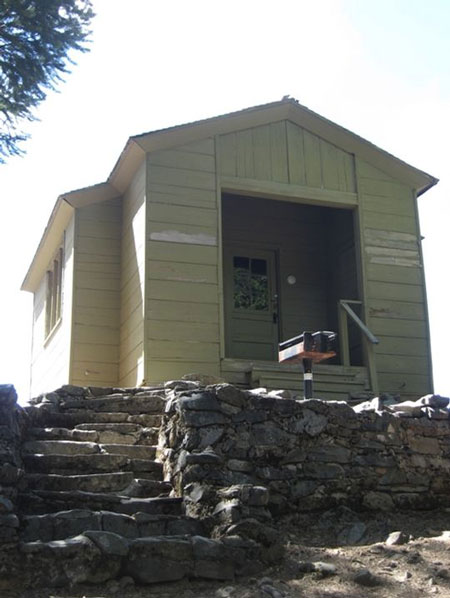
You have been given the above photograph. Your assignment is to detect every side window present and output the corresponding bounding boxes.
[45,246,64,338]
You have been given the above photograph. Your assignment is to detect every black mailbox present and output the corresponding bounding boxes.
[278,331,337,399]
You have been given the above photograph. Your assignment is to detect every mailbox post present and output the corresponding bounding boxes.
[278,331,337,399]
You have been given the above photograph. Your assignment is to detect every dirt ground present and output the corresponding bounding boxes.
[17,509,450,598]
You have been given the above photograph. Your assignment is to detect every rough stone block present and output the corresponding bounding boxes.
[178,392,222,412]
[126,537,193,583]
[101,511,138,538]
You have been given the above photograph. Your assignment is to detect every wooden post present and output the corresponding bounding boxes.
[338,303,350,366]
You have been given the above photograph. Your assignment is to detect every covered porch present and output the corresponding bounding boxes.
[220,193,375,400]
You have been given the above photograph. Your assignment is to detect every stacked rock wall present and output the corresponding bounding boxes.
[160,384,450,515]
[0,386,24,543]
[0,385,25,587]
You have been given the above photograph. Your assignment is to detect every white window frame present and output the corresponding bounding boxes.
[45,243,64,340]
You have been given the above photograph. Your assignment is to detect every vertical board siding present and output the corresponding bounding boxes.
[358,159,431,397]
[145,138,221,383]
[71,197,122,387]
[218,120,356,193]
[119,162,146,386]
[30,216,75,396]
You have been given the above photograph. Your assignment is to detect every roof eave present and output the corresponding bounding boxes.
[22,182,122,293]
[21,198,73,292]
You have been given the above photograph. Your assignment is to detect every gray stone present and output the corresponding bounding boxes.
[307,446,352,464]
[126,537,193,583]
[353,568,379,587]
[280,448,306,464]
[183,373,225,385]
[337,522,367,545]
[256,466,295,480]
[227,459,253,473]
[53,509,102,540]
[25,471,133,493]
[215,384,247,408]
[251,423,292,446]
[101,511,138,538]
[313,561,337,576]
[198,426,225,449]
[363,491,394,511]
[292,480,319,498]
[232,410,267,424]
[179,392,222,412]
[0,514,19,528]
[423,407,449,420]
[303,463,345,479]
[386,531,410,545]
[290,409,328,436]
[419,394,450,408]
[184,410,229,427]
[83,530,129,556]
[389,400,423,417]
[165,379,200,391]
[0,463,21,485]
[186,450,223,465]
[167,517,206,536]
[22,440,100,456]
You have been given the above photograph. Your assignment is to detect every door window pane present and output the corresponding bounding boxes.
[233,255,269,311]
[233,256,251,309]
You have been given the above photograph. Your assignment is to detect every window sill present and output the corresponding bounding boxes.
[44,318,62,347]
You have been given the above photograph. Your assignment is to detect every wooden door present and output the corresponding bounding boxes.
[224,246,279,360]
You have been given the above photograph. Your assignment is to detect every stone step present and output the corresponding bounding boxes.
[22,454,163,479]
[99,444,157,459]
[120,478,172,498]
[19,490,183,516]
[21,509,204,542]
[18,530,238,587]
[75,422,142,433]
[28,427,99,442]
[22,440,101,456]
[27,410,162,429]
[75,423,159,445]
[23,453,131,474]
[59,394,165,414]
[25,472,134,493]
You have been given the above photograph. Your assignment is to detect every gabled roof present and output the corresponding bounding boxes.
[111,98,437,195]
[22,99,438,292]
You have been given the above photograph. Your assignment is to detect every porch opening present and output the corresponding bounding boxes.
[222,193,363,367]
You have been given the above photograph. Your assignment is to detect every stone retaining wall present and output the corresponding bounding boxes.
[159,384,450,516]
[0,385,24,546]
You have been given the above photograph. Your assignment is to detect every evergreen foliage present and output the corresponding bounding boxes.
[0,0,94,162]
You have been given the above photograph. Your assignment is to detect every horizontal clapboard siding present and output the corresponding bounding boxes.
[358,159,432,397]
[119,162,146,387]
[71,198,121,387]
[218,120,356,193]
[145,138,221,383]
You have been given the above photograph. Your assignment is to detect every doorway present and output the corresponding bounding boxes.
[222,193,362,365]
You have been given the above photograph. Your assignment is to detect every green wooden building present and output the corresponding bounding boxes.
[22,99,438,400]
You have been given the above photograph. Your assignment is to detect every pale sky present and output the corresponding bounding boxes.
[1,0,449,402]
